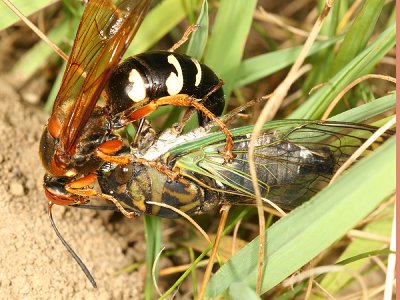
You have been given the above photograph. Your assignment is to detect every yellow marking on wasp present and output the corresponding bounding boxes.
[191,57,202,86]
[127,69,147,102]
[166,54,184,95]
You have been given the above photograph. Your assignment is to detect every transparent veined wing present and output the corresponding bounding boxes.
[48,0,151,159]
[171,120,394,209]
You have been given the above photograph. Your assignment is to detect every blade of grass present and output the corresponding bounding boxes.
[331,0,385,75]
[228,282,261,300]
[186,0,208,60]
[206,136,396,297]
[310,204,394,299]
[233,37,339,89]
[328,94,396,123]
[0,0,57,30]
[144,215,161,300]
[204,0,257,105]
[290,22,395,119]
[125,0,189,56]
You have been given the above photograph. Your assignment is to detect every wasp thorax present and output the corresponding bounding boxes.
[105,50,225,123]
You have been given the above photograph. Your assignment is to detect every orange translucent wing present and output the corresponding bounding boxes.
[48,0,151,157]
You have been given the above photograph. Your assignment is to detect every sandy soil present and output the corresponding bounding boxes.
[0,77,147,299]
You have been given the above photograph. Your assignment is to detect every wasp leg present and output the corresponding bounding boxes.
[65,174,139,218]
[94,139,132,165]
[132,157,180,181]
[168,24,200,52]
[176,80,225,130]
[96,137,180,183]
[121,94,234,162]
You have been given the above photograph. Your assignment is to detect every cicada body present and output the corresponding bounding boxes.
[97,120,394,217]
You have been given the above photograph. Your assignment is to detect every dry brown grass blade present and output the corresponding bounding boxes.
[231,218,242,256]
[321,74,396,120]
[249,0,335,294]
[304,260,315,300]
[159,260,209,277]
[152,246,165,297]
[383,204,396,300]
[2,0,68,62]
[198,205,230,300]
[283,265,368,300]
[254,7,329,40]
[146,201,211,243]
[347,229,391,243]
[336,0,363,33]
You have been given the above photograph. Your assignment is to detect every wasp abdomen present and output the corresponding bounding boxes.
[106,50,224,123]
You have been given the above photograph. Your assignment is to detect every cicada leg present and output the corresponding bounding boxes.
[168,24,200,52]
[131,118,157,151]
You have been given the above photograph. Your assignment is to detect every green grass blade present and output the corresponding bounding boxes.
[11,19,70,82]
[328,94,396,123]
[290,23,395,119]
[228,282,261,300]
[204,0,257,103]
[186,0,209,60]
[310,205,394,299]
[331,0,385,75]
[0,0,57,30]
[126,0,188,56]
[205,136,395,297]
[144,215,161,300]
[233,38,339,89]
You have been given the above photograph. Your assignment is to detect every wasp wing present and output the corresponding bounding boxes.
[173,121,394,209]
[48,0,151,157]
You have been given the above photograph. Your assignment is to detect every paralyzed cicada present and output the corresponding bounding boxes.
[95,120,394,218]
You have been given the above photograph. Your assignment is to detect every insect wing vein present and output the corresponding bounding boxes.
[49,0,151,155]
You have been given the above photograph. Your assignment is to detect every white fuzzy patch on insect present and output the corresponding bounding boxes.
[166,54,184,95]
[191,57,202,86]
[215,180,224,188]
[298,145,313,159]
[127,69,147,102]
[137,127,208,161]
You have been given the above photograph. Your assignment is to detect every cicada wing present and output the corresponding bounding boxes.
[48,0,151,157]
[176,121,394,209]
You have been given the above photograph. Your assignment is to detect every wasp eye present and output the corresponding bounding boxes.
[126,69,147,102]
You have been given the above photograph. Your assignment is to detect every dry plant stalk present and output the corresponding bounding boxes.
[249,0,335,294]
[198,205,231,300]
[321,74,396,120]
[1,0,68,61]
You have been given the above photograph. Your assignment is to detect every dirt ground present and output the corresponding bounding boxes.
[0,77,148,299]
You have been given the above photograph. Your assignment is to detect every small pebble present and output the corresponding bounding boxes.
[9,182,24,196]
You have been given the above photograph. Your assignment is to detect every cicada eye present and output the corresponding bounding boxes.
[126,69,147,102]
[114,164,134,185]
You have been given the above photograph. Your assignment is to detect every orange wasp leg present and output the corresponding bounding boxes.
[65,174,138,218]
[96,138,180,181]
[132,157,180,181]
[123,90,234,161]
[94,139,132,165]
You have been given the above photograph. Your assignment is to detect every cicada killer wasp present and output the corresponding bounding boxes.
[38,0,230,287]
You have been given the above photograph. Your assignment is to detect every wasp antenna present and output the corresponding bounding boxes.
[48,203,97,288]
